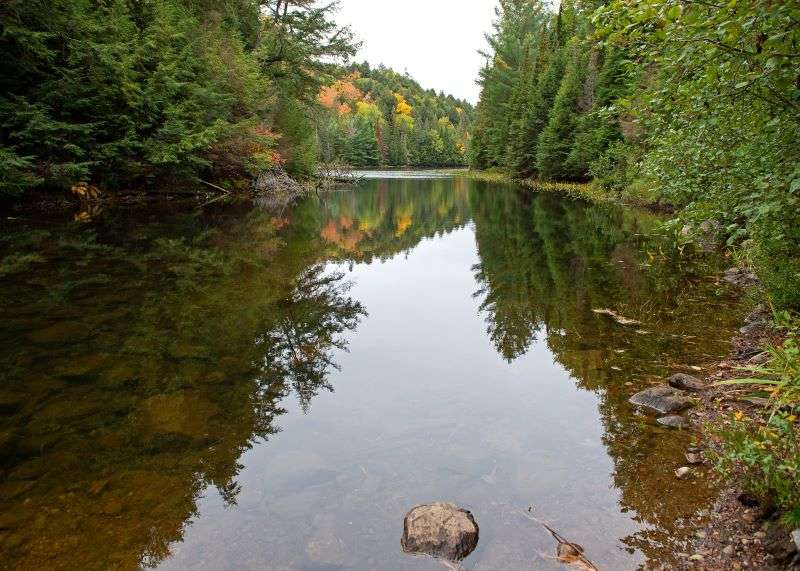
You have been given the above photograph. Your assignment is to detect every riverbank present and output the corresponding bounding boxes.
[675,296,800,569]
[461,169,671,212]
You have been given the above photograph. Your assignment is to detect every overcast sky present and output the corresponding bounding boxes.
[335,0,499,104]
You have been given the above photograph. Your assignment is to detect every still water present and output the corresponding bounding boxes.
[0,175,744,570]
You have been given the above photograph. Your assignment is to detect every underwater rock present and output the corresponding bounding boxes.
[401,502,479,561]
[629,385,692,414]
[657,415,688,429]
[668,373,706,392]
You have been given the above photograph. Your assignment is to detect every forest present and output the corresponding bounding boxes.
[0,1,472,197]
[472,0,800,309]
[315,64,473,168]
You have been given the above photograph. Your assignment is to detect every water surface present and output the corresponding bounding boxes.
[0,176,743,569]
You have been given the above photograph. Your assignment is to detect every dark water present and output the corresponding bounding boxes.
[0,176,744,570]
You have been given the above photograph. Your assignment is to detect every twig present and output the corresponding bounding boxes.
[199,179,232,194]
[521,508,600,571]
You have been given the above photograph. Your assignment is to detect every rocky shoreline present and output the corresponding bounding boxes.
[668,274,799,570]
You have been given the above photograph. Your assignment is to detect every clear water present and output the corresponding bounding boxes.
[0,176,743,570]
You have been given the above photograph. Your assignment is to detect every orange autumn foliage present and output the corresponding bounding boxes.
[317,73,363,111]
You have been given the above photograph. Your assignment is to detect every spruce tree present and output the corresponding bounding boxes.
[535,43,589,180]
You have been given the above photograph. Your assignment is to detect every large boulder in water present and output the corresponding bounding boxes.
[401,502,479,561]
[630,385,692,414]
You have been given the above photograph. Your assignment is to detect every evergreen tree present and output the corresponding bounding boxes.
[535,43,590,180]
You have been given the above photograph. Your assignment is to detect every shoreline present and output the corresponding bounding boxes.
[676,289,799,569]
[460,169,675,214]
[463,168,800,569]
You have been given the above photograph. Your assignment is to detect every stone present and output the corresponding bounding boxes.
[675,467,692,479]
[764,523,799,562]
[792,529,800,552]
[736,346,762,361]
[745,304,770,325]
[685,452,704,465]
[748,352,771,365]
[722,545,735,556]
[668,373,706,392]
[657,415,688,429]
[724,267,760,287]
[740,322,764,336]
[401,502,479,561]
[630,385,693,414]
[737,492,760,507]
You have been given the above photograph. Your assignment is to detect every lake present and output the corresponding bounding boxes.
[0,174,744,569]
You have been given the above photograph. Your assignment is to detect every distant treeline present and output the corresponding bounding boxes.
[315,63,473,168]
[472,0,800,308]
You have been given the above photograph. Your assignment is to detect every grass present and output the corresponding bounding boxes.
[459,168,659,207]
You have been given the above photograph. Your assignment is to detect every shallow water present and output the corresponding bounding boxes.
[0,176,744,570]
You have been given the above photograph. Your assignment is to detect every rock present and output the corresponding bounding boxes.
[630,385,693,414]
[748,352,772,365]
[668,373,707,392]
[736,346,763,361]
[740,322,764,336]
[675,467,692,479]
[722,545,735,556]
[745,304,770,325]
[793,529,800,552]
[657,415,688,429]
[724,267,760,287]
[737,492,760,507]
[764,522,799,562]
[401,502,479,561]
[685,452,703,465]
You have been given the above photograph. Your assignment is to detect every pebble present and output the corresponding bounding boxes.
[675,466,692,479]
[722,545,735,556]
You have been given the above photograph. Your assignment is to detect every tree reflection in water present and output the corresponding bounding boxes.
[0,208,365,570]
[0,178,744,569]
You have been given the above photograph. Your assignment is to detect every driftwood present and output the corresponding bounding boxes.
[314,163,365,190]
[592,308,641,326]
[522,507,600,570]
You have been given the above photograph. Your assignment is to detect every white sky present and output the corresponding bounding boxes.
[335,0,499,104]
